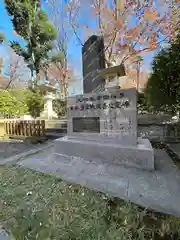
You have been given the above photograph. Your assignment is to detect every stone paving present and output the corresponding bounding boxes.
[0,140,37,159]
[17,146,180,217]
[0,228,10,240]
[168,143,180,158]
[0,140,55,165]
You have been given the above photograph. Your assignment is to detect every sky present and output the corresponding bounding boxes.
[0,0,84,95]
[0,1,26,71]
[0,2,83,68]
[0,0,161,95]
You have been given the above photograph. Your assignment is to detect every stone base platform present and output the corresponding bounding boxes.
[54,136,154,171]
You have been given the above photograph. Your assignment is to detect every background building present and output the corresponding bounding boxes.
[121,70,149,92]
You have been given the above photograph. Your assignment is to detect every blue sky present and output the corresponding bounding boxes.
[0,1,25,71]
[0,0,83,94]
[0,0,83,70]
[0,0,159,95]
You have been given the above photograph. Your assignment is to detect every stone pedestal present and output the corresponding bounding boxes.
[40,92,58,119]
[53,87,154,171]
[54,137,154,170]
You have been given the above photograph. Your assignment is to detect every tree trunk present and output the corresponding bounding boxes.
[30,69,34,89]
[36,69,40,86]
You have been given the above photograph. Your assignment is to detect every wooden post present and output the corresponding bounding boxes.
[15,121,18,136]
[29,121,32,137]
[27,121,30,137]
[5,121,8,135]
[32,120,35,136]
[25,121,28,136]
[22,121,26,136]
[18,121,21,136]
[35,120,38,136]
[12,121,15,135]
[20,121,23,136]
[9,121,12,135]
[36,120,40,137]
[41,120,45,136]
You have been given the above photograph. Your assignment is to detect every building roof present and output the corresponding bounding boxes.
[99,64,126,77]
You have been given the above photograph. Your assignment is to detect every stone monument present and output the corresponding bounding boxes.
[54,65,154,170]
[82,35,106,93]
[39,84,58,119]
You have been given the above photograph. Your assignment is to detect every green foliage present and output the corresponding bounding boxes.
[0,32,5,43]
[53,99,67,117]
[0,89,28,116]
[0,87,44,118]
[4,0,57,83]
[25,88,44,118]
[51,52,65,63]
[137,92,149,113]
[145,35,180,113]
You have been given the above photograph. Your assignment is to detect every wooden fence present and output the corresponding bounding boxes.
[5,120,45,138]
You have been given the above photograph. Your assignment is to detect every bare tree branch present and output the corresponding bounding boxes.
[4,47,30,89]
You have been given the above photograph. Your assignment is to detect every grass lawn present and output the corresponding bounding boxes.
[0,165,180,240]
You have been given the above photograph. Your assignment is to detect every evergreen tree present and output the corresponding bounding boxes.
[0,32,5,43]
[145,34,180,113]
[4,0,57,85]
